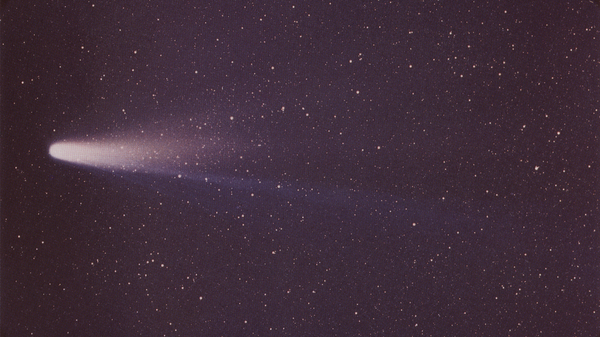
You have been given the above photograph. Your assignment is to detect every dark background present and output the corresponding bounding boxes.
[2,0,599,335]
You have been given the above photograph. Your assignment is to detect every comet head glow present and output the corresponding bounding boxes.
[49,141,148,171]
[49,133,247,176]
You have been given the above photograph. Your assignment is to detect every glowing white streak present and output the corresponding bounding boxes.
[48,135,239,175]
[49,141,149,170]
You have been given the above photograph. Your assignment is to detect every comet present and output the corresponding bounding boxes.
[48,132,236,175]
[47,136,462,234]
[49,141,149,171]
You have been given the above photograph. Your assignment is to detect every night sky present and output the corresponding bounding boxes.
[2,1,599,336]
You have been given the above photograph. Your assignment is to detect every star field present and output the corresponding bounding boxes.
[2,0,599,336]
